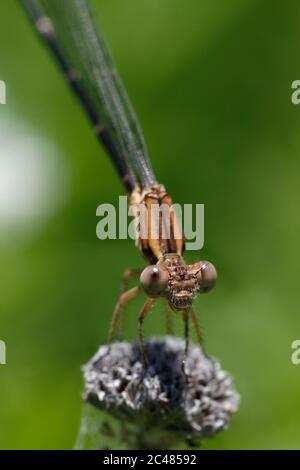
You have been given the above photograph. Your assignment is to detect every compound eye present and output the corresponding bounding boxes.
[198,261,217,293]
[140,265,169,298]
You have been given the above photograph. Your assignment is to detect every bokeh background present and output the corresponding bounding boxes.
[1,0,300,450]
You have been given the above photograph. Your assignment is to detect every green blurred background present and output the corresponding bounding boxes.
[1,0,300,450]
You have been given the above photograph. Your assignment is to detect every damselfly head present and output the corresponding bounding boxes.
[140,255,217,310]
[165,257,217,310]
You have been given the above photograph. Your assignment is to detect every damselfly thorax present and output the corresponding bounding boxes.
[130,183,184,263]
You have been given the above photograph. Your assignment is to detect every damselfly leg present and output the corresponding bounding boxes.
[107,286,142,345]
[117,269,142,338]
[182,309,190,376]
[138,298,156,368]
[165,302,174,336]
[191,307,206,351]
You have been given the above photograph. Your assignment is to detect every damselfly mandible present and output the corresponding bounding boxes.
[20,0,217,367]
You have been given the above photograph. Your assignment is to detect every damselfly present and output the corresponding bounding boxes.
[20,0,217,366]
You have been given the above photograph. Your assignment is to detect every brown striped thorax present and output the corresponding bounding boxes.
[131,183,217,310]
[130,183,184,264]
